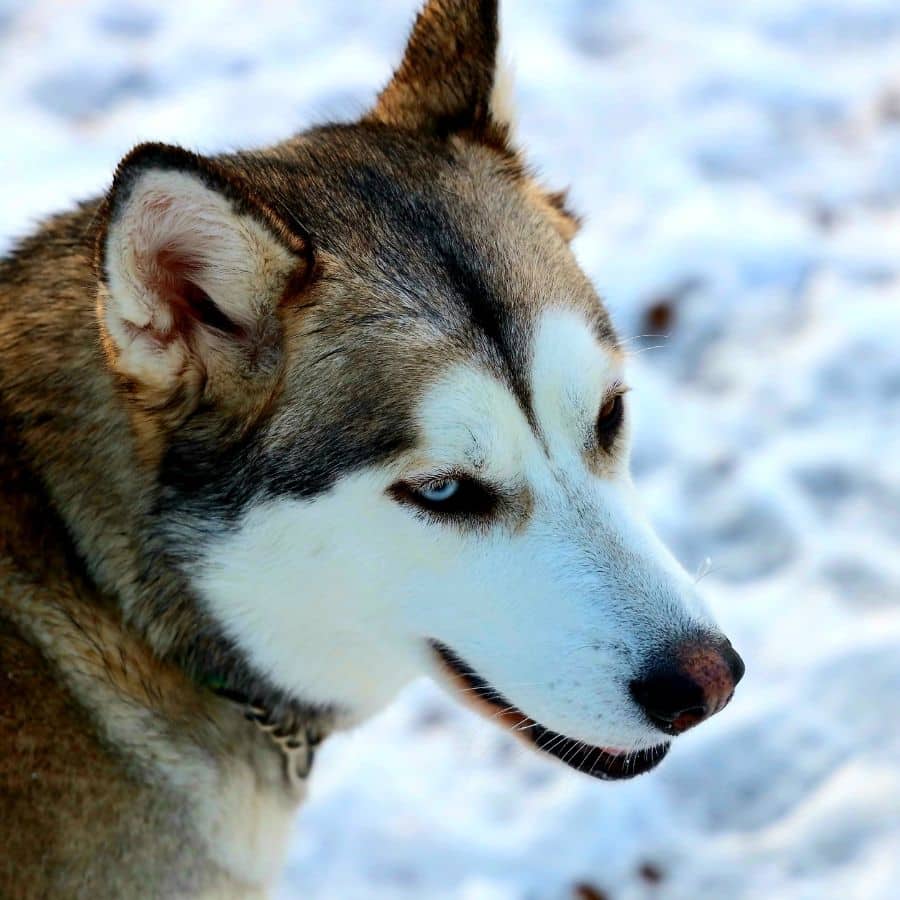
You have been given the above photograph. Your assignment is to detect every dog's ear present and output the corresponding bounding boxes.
[369,1,580,240]
[97,143,310,419]
[368,0,512,144]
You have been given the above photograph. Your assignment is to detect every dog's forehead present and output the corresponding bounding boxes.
[269,128,616,367]
[248,126,614,345]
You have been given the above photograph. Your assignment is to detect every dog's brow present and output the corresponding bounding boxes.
[416,363,537,481]
[529,310,624,445]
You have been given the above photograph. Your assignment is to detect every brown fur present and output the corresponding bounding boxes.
[0,1,610,895]
[0,342,317,894]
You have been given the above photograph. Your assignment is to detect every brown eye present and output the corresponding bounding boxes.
[596,391,625,450]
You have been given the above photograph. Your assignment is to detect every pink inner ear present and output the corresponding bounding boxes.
[152,245,247,340]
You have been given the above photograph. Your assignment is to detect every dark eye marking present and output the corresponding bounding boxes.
[389,474,498,519]
[596,387,626,451]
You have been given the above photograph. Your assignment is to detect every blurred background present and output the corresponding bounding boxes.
[2,1,899,897]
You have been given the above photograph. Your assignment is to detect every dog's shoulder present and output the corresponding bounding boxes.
[0,612,147,897]
[0,581,284,899]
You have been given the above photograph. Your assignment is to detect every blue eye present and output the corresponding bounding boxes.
[389,475,498,518]
[417,479,460,503]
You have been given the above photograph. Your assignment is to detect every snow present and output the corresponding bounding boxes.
[2,1,898,897]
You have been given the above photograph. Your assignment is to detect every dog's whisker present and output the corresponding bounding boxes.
[618,333,669,345]
[623,343,668,356]
[512,719,540,733]
[695,557,728,583]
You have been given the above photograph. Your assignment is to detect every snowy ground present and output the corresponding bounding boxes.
[2,1,899,897]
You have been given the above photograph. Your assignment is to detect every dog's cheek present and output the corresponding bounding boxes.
[189,475,430,716]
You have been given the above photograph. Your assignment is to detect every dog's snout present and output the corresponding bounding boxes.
[629,639,745,736]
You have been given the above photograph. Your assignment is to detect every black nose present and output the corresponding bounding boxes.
[629,639,745,735]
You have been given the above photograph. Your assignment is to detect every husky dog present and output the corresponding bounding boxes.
[0,0,743,896]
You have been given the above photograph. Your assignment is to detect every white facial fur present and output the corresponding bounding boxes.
[194,309,718,749]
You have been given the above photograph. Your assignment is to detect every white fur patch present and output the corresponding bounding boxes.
[196,472,430,722]
[198,758,298,889]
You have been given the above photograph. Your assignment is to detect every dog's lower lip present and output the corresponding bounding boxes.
[529,723,670,779]
[429,640,670,780]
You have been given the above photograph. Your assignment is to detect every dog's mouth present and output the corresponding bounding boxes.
[429,640,669,780]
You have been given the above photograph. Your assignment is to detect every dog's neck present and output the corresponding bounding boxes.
[0,205,182,640]
[0,204,154,608]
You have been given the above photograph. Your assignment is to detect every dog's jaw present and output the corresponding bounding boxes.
[429,641,671,780]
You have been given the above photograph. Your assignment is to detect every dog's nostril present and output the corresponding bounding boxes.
[629,671,707,735]
[631,638,744,735]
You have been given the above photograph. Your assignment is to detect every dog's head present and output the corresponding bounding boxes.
[97,0,743,779]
